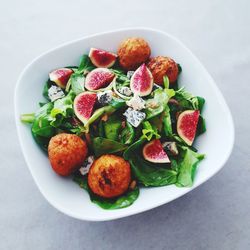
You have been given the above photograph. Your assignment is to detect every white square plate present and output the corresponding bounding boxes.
[15,28,234,221]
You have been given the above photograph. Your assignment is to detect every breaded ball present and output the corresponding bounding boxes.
[118,37,151,70]
[88,154,131,198]
[48,133,88,176]
[147,56,179,85]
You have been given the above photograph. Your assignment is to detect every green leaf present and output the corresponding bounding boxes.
[77,55,95,74]
[66,73,85,94]
[123,138,146,160]
[92,137,127,157]
[121,121,135,144]
[196,115,206,136]
[43,80,53,101]
[162,105,173,136]
[31,102,55,138]
[176,147,205,187]
[163,75,169,89]
[145,88,175,119]
[50,90,75,127]
[73,174,139,210]
[104,114,122,141]
[142,121,160,141]
[129,156,178,187]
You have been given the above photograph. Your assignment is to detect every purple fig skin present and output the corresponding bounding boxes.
[177,110,200,146]
[49,68,73,89]
[143,139,170,163]
[85,68,115,91]
[89,48,117,68]
[130,64,153,97]
[74,92,97,124]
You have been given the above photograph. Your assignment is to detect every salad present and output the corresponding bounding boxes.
[21,37,206,210]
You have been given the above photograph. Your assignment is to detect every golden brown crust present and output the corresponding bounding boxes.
[118,37,151,70]
[147,56,178,84]
[48,133,88,176]
[88,154,131,198]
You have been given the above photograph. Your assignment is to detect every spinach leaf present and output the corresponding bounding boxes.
[66,73,85,95]
[92,137,127,157]
[123,138,146,160]
[121,121,135,144]
[162,105,173,137]
[31,102,55,138]
[104,114,122,141]
[129,155,177,187]
[73,174,139,209]
[196,115,206,136]
[32,132,50,151]
[77,55,95,74]
[43,80,53,101]
[50,91,75,127]
[176,147,205,187]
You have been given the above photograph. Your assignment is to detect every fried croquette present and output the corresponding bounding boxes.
[88,154,131,198]
[147,56,179,85]
[48,133,88,176]
[118,37,151,70]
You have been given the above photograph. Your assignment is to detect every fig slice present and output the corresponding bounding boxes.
[74,92,97,124]
[130,64,153,96]
[49,68,73,89]
[85,68,115,91]
[89,48,117,68]
[177,110,200,146]
[142,139,170,163]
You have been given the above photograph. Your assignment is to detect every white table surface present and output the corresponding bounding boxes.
[1,0,250,249]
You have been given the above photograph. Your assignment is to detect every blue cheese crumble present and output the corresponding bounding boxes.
[97,90,113,105]
[123,108,146,127]
[127,71,134,79]
[126,95,146,110]
[118,86,132,97]
[48,85,65,102]
[79,156,94,176]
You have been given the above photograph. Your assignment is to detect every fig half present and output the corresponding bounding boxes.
[49,68,73,89]
[89,48,117,68]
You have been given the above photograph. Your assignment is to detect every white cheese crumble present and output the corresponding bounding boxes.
[127,71,134,79]
[119,86,132,97]
[79,156,95,176]
[123,108,146,127]
[126,95,146,110]
[48,85,65,102]
[97,90,113,105]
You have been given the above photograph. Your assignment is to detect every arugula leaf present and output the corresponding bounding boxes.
[142,121,160,141]
[92,137,127,157]
[162,105,173,136]
[50,91,75,127]
[176,147,205,187]
[73,174,139,209]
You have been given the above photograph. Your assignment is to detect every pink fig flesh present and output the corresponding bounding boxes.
[177,110,200,146]
[49,68,73,89]
[85,68,115,91]
[130,64,153,96]
[143,139,170,163]
[74,92,97,124]
[89,48,117,68]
